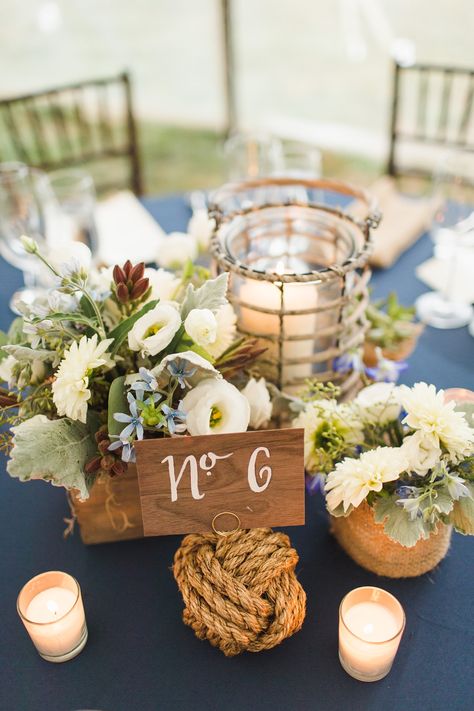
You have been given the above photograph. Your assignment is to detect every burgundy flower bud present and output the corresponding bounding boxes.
[100,455,115,471]
[84,456,102,474]
[113,264,127,285]
[116,283,130,304]
[98,439,111,454]
[95,425,109,443]
[130,277,149,300]
[111,461,127,477]
[123,260,133,278]
[130,262,145,284]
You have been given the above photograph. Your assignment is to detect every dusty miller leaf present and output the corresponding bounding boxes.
[3,344,56,363]
[7,415,96,501]
[180,273,228,319]
[374,495,430,547]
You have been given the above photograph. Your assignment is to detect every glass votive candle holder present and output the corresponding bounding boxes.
[338,586,405,682]
[17,571,88,662]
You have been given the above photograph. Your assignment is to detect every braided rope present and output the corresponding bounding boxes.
[173,528,306,656]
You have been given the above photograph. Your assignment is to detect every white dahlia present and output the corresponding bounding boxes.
[52,335,113,423]
[325,446,408,514]
[399,382,474,463]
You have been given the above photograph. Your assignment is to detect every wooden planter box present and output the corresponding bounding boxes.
[73,465,144,544]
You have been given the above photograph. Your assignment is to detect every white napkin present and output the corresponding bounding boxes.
[95,191,166,265]
[416,250,474,304]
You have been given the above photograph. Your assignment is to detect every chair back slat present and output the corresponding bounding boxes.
[458,74,474,144]
[387,60,474,179]
[0,71,143,195]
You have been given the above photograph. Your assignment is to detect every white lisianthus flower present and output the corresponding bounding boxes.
[325,446,408,514]
[188,209,216,250]
[128,302,181,357]
[241,377,273,429]
[205,304,237,359]
[156,232,198,269]
[184,308,218,348]
[181,378,250,435]
[293,399,363,474]
[401,430,442,476]
[52,335,113,423]
[145,267,181,302]
[399,382,474,463]
[355,382,401,424]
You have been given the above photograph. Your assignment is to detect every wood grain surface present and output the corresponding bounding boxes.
[135,428,305,536]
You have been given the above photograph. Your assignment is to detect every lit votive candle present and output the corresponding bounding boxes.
[338,586,405,682]
[17,571,88,662]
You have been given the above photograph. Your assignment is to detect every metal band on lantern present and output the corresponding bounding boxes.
[209,177,380,397]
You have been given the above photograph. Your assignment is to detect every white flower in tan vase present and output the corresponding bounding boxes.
[181,378,250,436]
[325,446,408,514]
[128,302,182,357]
[52,334,113,423]
[399,382,474,463]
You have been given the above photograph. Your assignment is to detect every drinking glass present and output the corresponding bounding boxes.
[279,139,322,178]
[223,133,283,182]
[47,168,99,258]
[416,152,474,329]
[0,162,50,312]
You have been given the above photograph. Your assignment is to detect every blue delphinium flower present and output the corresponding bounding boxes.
[333,350,364,374]
[160,403,187,434]
[131,367,159,400]
[366,354,408,383]
[167,359,197,388]
[113,392,144,440]
[108,436,136,464]
[305,473,325,495]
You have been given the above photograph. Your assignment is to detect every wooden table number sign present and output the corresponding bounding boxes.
[135,428,305,536]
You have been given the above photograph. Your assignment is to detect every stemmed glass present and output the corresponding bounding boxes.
[416,152,474,329]
[47,168,99,258]
[0,162,50,313]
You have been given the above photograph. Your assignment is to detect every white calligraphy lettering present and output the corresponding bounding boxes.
[247,447,272,492]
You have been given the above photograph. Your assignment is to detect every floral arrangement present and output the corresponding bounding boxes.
[292,381,474,546]
[0,235,271,501]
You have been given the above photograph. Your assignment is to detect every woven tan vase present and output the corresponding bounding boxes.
[330,502,452,578]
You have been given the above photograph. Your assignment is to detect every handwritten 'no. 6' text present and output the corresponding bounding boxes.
[161,447,272,502]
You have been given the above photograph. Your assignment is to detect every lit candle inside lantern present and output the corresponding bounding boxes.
[338,586,405,682]
[17,571,88,662]
[239,277,318,386]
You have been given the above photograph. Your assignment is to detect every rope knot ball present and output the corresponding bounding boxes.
[173,527,306,657]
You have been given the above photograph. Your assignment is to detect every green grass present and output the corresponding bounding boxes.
[0,112,381,195]
[138,123,381,194]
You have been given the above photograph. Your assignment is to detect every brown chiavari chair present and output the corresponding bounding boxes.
[0,71,143,195]
[387,60,474,181]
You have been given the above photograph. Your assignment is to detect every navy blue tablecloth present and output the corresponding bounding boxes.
[0,195,473,711]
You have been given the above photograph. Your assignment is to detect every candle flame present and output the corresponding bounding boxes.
[46,599,59,616]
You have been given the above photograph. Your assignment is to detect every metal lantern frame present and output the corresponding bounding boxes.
[209,177,380,397]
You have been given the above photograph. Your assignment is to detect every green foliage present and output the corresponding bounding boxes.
[7,415,97,500]
[449,483,474,534]
[373,495,430,547]
[0,331,8,361]
[366,291,417,348]
[107,376,128,438]
[180,273,228,319]
[108,299,159,355]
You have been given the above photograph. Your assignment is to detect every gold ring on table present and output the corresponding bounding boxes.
[211,511,241,536]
